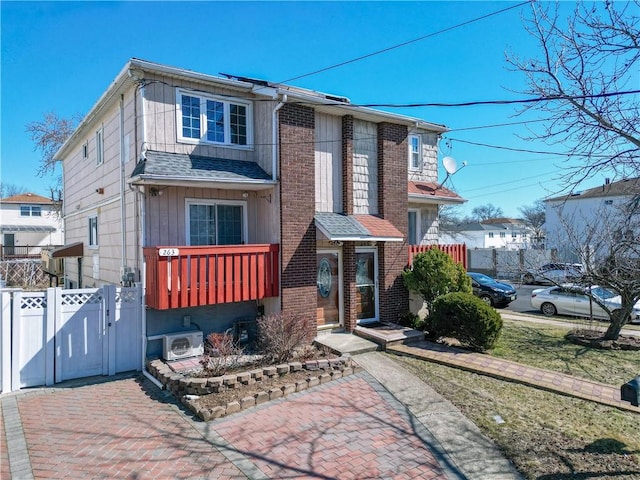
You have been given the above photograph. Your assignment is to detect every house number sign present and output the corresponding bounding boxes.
[159,248,180,257]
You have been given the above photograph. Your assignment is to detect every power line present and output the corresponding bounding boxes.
[445,137,615,157]
[447,119,550,132]
[276,1,531,84]
[293,89,640,108]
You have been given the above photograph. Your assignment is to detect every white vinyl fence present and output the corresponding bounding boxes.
[467,248,553,280]
[0,285,142,393]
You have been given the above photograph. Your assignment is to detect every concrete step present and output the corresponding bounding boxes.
[354,323,425,349]
[314,332,380,356]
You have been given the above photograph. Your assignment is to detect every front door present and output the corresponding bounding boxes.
[355,248,378,323]
[4,233,15,256]
[316,250,342,328]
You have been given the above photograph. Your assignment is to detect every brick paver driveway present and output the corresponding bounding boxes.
[10,376,245,479]
[3,372,456,479]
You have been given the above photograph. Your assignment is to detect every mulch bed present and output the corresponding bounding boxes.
[566,330,640,350]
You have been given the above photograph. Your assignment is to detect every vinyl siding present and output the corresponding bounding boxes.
[353,119,378,214]
[314,112,342,213]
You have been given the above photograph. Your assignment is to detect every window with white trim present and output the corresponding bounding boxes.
[499,232,506,238]
[408,134,421,170]
[83,141,88,160]
[88,215,98,247]
[20,205,42,217]
[408,209,420,245]
[177,89,252,147]
[186,199,247,246]
[488,232,494,238]
[96,128,104,165]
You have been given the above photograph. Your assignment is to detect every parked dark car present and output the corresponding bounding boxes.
[467,272,517,307]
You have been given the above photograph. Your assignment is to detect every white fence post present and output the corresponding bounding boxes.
[105,284,116,376]
[45,288,55,386]
[1,291,12,393]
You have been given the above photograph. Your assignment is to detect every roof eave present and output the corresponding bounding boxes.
[409,193,466,205]
[128,175,277,191]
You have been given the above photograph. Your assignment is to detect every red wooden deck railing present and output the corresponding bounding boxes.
[408,244,467,270]
[144,244,280,310]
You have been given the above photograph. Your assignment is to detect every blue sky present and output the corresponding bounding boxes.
[1,1,613,217]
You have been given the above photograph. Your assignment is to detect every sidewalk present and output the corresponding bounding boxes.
[386,339,640,414]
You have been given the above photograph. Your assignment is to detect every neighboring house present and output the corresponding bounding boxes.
[0,192,63,258]
[441,218,533,250]
[54,58,464,358]
[544,177,640,263]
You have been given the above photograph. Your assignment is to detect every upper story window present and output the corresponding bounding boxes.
[511,232,517,239]
[177,89,252,148]
[96,128,104,165]
[20,205,42,217]
[408,134,421,170]
[488,232,494,238]
[499,232,506,238]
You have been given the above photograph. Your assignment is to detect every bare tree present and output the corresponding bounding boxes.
[519,200,546,248]
[25,111,78,182]
[0,183,28,198]
[507,1,640,185]
[548,195,640,341]
[471,203,504,222]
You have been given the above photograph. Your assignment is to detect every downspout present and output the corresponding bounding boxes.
[133,78,163,389]
[272,94,287,181]
[119,95,127,271]
[138,184,162,389]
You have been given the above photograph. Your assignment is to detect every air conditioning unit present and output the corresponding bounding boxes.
[162,331,204,361]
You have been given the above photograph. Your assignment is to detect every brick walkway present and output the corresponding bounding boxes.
[208,375,451,480]
[388,340,640,414]
[1,372,463,480]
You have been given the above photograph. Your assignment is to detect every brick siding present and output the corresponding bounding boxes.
[342,115,354,215]
[279,103,317,335]
[377,122,409,323]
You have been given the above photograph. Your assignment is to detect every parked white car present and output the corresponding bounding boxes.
[522,263,584,285]
[530,285,640,323]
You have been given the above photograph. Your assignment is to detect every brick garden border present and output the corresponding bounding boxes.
[147,355,362,421]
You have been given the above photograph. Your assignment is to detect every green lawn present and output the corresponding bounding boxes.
[389,319,640,479]
[489,320,639,386]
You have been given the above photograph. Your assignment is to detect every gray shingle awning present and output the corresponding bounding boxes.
[315,212,403,242]
[0,225,56,233]
[129,150,276,190]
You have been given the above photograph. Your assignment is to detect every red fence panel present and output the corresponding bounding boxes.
[143,244,280,310]
[408,244,467,270]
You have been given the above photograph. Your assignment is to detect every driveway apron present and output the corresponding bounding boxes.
[2,370,467,480]
[3,376,246,480]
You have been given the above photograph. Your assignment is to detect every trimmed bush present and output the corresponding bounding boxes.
[430,292,503,351]
[403,249,471,313]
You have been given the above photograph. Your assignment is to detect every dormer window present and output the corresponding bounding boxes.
[176,89,252,148]
[408,134,421,170]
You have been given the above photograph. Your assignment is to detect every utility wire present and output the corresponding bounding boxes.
[445,137,616,157]
[277,1,531,85]
[290,89,640,108]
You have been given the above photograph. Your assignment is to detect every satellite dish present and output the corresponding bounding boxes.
[443,156,458,175]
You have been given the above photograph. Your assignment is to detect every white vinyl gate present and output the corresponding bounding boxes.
[0,285,142,393]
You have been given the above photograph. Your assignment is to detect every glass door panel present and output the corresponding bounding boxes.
[317,252,341,327]
[356,250,377,322]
